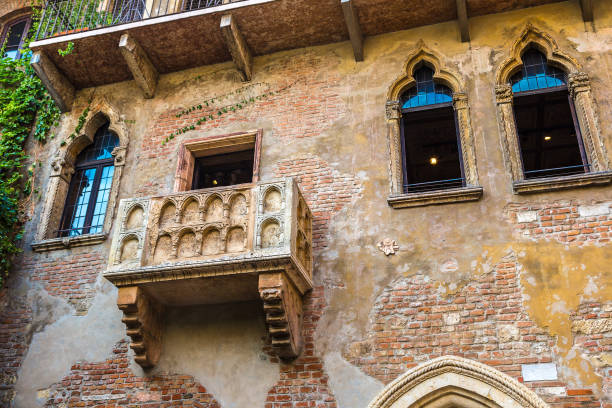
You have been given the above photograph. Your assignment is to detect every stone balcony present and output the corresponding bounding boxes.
[104,177,313,367]
[28,0,577,112]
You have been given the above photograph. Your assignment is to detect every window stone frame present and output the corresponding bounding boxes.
[495,24,612,194]
[173,129,263,192]
[32,98,129,252]
[386,42,482,208]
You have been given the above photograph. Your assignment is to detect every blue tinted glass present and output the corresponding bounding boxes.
[401,66,453,109]
[89,166,114,234]
[511,49,566,93]
[76,122,119,163]
[3,49,18,59]
[67,168,97,236]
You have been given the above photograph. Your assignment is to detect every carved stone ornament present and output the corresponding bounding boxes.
[385,100,401,120]
[367,355,550,408]
[495,84,513,104]
[377,238,399,255]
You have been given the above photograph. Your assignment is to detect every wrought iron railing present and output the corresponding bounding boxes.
[35,0,241,40]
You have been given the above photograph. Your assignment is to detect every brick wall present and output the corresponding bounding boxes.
[274,155,362,250]
[0,0,31,22]
[571,303,612,408]
[141,53,346,161]
[40,287,340,408]
[507,201,612,245]
[265,286,337,408]
[0,288,32,406]
[18,252,104,314]
[43,341,221,407]
[345,254,604,407]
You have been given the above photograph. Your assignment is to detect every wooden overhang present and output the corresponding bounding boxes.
[29,0,567,97]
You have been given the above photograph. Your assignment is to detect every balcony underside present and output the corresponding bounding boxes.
[29,0,564,90]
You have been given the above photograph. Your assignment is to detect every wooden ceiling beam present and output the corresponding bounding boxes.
[580,0,594,22]
[220,14,253,81]
[456,0,470,42]
[341,0,364,61]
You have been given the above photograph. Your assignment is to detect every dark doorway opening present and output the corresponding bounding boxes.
[192,149,255,190]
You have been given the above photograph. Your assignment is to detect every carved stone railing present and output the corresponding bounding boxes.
[104,178,312,367]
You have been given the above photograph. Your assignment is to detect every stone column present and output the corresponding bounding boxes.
[495,85,523,182]
[568,72,610,172]
[36,156,74,240]
[453,92,479,186]
[386,100,403,195]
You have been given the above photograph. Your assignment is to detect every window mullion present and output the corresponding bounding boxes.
[567,94,590,173]
[453,109,466,187]
[58,172,80,236]
[83,165,104,235]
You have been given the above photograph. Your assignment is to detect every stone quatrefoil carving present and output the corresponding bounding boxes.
[377,238,399,255]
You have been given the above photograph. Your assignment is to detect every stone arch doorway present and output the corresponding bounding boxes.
[367,356,549,408]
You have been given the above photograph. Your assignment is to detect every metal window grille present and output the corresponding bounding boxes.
[57,123,119,237]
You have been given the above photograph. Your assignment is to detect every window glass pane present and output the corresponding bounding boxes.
[402,106,464,192]
[401,66,452,109]
[514,89,586,179]
[89,166,114,233]
[64,168,97,236]
[3,20,28,59]
[76,123,119,164]
[511,49,566,93]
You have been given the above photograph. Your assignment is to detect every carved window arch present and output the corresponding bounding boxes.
[58,123,119,237]
[367,355,549,408]
[495,25,612,193]
[32,98,129,251]
[386,43,482,208]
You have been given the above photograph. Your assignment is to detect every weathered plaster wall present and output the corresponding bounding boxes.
[1,0,612,407]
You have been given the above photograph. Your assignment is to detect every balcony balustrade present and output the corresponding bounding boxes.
[29,0,568,113]
[35,0,246,41]
[104,178,313,367]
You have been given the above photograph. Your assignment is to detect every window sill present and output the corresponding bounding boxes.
[31,233,107,252]
[387,186,483,208]
[513,171,612,194]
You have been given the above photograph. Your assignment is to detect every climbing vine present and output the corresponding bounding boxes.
[163,79,303,144]
[0,12,61,287]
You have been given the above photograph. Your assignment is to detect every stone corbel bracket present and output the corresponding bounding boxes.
[220,14,253,81]
[119,33,159,98]
[259,272,303,359]
[117,286,164,368]
[30,50,75,112]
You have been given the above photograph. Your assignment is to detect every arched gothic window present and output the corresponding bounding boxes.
[510,49,588,179]
[58,122,119,237]
[399,65,464,193]
[1,16,31,59]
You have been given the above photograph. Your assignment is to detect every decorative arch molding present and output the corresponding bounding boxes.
[387,41,465,101]
[367,356,549,408]
[32,97,130,251]
[494,24,611,193]
[495,24,580,85]
[385,42,482,208]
